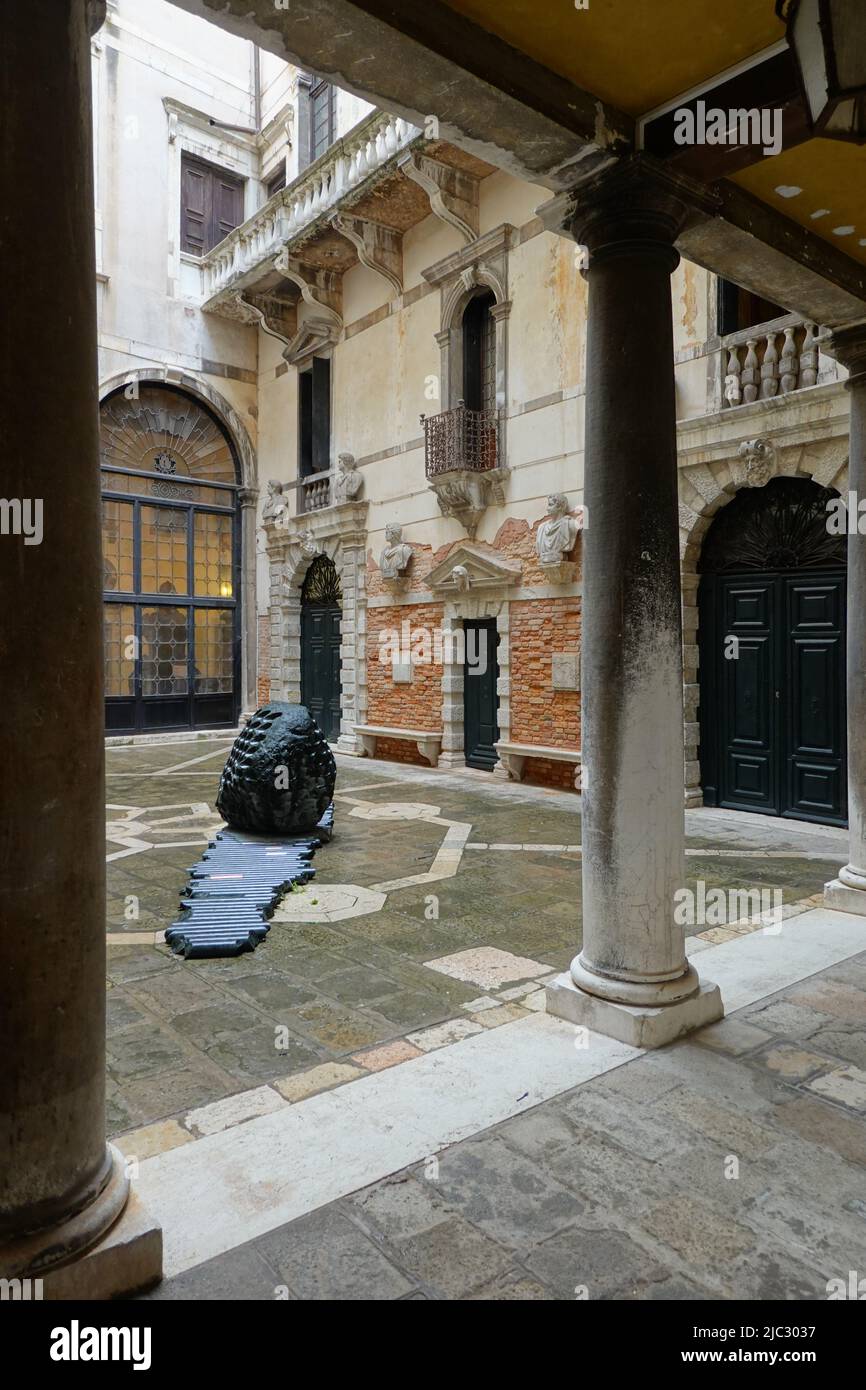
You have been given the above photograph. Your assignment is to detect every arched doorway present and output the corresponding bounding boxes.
[99,383,241,733]
[300,554,342,741]
[698,477,847,826]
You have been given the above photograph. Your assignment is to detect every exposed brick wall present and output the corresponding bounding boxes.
[509,597,582,752]
[366,601,445,739]
[521,756,576,791]
[256,614,271,706]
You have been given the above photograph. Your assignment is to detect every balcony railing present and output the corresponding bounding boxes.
[422,402,499,478]
[722,316,822,407]
[201,111,421,305]
[300,472,332,513]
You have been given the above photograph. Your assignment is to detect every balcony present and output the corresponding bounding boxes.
[201,111,422,310]
[721,315,832,408]
[421,402,507,537]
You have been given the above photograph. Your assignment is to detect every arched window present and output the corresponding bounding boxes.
[462,289,496,414]
[100,384,241,733]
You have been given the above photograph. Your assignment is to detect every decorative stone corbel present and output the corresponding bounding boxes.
[397,151,479,245]
[429,468,508,539]
[236,289,299,352]
[274,252,343,364]
[330,213,403,296]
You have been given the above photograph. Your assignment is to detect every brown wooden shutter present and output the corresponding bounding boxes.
[181,155,245,256]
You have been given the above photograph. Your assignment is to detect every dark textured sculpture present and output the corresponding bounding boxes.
[216,702,336,835]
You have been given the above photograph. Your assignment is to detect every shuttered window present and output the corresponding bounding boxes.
[310,81,335,162]
[181,154,245,257]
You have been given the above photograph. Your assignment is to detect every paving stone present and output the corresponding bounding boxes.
[423,946,550,990]
[142,1244,285,1301]
[206,1025,322,1081]
[468,1268,555,1300]
[388,1217,513,1297]
[806,1065,866,1113]
[640,1196,756,1267]
[285,999,393,1052]
[746,1000,833,1038]
[255,1206,414,1300]
[653,1090,779,1158]
[226,973,317,1013]
[787,979,866,1023]
[477,1003,529,1029]
[106,1022,187,1081]
[406,1017,484,1051]
[426,1135,585,1249]
[525,1227,671,1300]
[804,1023,866,1072]
[350,1039,422,1071]
[693,1017,772,1055]
[115,1118,193,1161]
[185,1084,286,1136]
[274,1061,366,1102]
[746,1043,833,1082]
[773,1094,866,1167]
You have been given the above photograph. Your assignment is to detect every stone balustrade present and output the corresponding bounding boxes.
[301,472,332,512]
[722,315,822,408]
[201,111,421,304]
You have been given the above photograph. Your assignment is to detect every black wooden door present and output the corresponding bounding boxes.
[463,618,499,770]
[700,570,846,825]
[301,603,341,741]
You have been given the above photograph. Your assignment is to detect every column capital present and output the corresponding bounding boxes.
[237,486,259,509]
[88,1,107,35]
[537,155,719,269]
[821,319,866,384]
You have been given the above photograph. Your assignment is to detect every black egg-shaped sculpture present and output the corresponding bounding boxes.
[216,703,336,835]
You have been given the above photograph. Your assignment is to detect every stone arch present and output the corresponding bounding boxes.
[265,506,369,752]
[99,367,261,716]
[677,433,849,806]
[98,368,257,490]
[435,257,512,415]
[441,264,508,335]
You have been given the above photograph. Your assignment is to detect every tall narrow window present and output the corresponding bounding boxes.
[299,357,331,477]
[181,154,245,256]
[310,80,335,162]
[462,290,497,413]
[265,161,286,199]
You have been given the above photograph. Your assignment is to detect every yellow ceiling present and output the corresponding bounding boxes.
[443,0,784,115]
[732,139,866,268]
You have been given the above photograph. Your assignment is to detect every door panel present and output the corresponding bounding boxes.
[720,579,777,814]
[463,619,499,770]
[701,569,846,826]
[301,603,341,743]
[784,575,845,823]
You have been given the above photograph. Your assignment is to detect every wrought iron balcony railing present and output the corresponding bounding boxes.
[422,402,499,478]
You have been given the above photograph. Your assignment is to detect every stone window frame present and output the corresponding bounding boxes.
[423,224,515,442]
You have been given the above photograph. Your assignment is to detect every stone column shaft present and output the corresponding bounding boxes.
[544,162,722,1047]
[825,325,866,914]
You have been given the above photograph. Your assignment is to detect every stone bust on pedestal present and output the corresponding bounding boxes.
[536,493,580,582]
[263,479,288,524]
[333,452,364,503]
[379,522,413,588]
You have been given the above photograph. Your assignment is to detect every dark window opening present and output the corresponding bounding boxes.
[310,81,335,163]
[462,290,497,413]
[265,161,286,199]
[181,154,245,257]
[717,277,786,337]
[299,357,331,478]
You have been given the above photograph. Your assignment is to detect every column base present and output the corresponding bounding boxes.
[824,877,866,916]
[40,1192,162,1301]
[545,971,723,1049]
[437,751,466,770]
[335,734,365,756]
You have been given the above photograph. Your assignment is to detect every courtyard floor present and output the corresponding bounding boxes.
[102,736,866,1299]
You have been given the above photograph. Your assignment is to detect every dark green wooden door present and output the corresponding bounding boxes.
[463,618,499,770]
[300,555,342,743]
[698,477,847,827]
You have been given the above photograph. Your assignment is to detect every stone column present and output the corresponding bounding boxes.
[238,486,259,718]
[825,323,866,915]
[543,162,722,1047]
[0,0,160,1293]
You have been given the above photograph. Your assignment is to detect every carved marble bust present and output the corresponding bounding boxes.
[536,493,579,565]
[263,479,287,523]
[379,522,413,580]
[333,452,364,503]
[451,564,471,592]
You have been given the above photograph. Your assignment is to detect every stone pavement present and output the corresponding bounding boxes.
[105,738,846,1149]
[142,950,866,1301]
